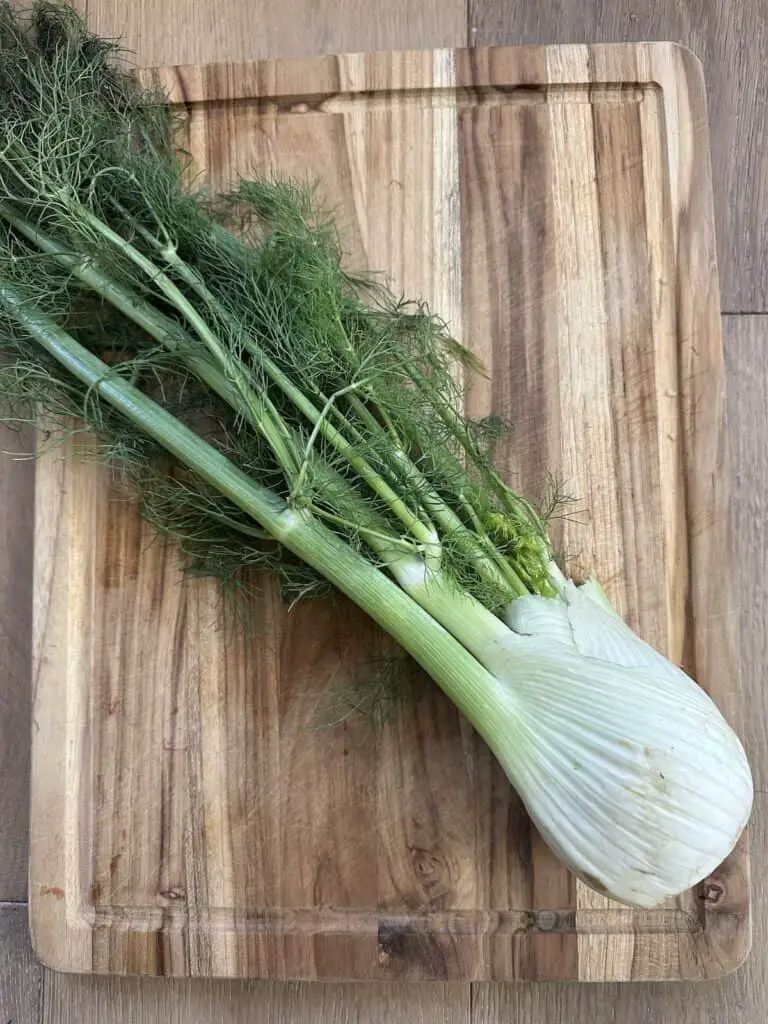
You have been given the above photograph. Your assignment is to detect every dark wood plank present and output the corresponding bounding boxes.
[82,0,467,66]
[469,0,768,312]
[0,423,34,900]
[41,975,471,1024]
[0,904,42,1023]
[0,0,34,876]
[472,314,768,1019]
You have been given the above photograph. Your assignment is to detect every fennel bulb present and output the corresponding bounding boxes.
[497,579,753,907]
[386,554,753,908]
[0,3,753,911]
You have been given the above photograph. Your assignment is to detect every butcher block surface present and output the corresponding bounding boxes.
[28,43,749,981]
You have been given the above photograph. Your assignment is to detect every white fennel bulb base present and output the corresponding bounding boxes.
[484,633,752,908]
[487,575,753,907]
[388,554,752,908]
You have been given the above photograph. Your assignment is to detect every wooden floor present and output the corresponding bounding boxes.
[1,0,767,1019]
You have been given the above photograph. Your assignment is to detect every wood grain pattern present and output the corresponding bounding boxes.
[0,423,34,900]
[26,42,747,984]
[82,0,467,66]
[41,975,470,1024]
[472,314,768,1019]
[469,0,768,314]
[0,904,42,1022]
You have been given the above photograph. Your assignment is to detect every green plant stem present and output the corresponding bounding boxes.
[406,357,547,531]
[16,179,436,550]
[344,392,528,599]
[106,197,439,544]
[0,205,418,559]
[146,232,441,551]
[68,199,302,482]
[455,490,531,596]
[0,277,510,734]
[290,380,366,503]
[0,201,545,602]
[78,197,438,549]
[133,222,532,597]
[381,551,514,675]
[0,202,233,396]
[305,504,418,555]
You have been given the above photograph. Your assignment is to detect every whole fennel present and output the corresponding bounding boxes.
[0,3,752,908]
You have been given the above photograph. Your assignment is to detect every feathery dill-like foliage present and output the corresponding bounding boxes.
[0,2,559,617]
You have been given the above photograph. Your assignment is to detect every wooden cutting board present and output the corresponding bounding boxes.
[28,43,750,982]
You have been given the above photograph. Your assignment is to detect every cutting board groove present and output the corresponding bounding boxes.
[28,43,749,981]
